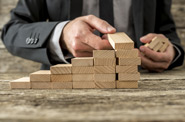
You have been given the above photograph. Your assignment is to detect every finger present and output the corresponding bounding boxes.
[83,15,116,34]
[140,33,157,43]
[140,53,169,70]
[165,41,175,57]
[73,51,93,57]
[139,46,170,62]
[74,40,95,52]
[102,34,108,40]
[148,67,165,73]
[83,30,113,50]
[153,68,165,73]
[144,66,165,73]
[147,69,164,73]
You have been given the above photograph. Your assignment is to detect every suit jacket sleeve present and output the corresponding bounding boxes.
[1,0,60,65]
[155,0,184,69]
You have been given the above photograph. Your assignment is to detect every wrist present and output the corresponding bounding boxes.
[60,21,70,50]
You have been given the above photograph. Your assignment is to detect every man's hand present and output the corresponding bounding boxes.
[61,15,116,57]
[139,33,175,72]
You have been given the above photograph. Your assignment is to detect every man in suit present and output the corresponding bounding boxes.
[1,0,184,72]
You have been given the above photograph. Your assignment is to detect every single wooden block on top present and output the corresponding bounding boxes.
[118,73,140,81]
[73,74,94,82]
[71,57,94,66]
[116,81,138,88]
[10,77,31,89]
[94,58,116,66]
[51,75,72,82]
[94,74,115,82]
[73,82,95,89]
[116,65,138,73]
[107,32,134,50]
[118,57,141,66]
[93,50,115,58]
[50,64,72,74]
[94,66,115,74]
[95,81,115,89]
[30,70,51,82]
[51,82,72,89]
[72,66,94,74]
[115,49,138,58]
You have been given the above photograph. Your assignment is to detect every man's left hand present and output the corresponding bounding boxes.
[139,33,175,72]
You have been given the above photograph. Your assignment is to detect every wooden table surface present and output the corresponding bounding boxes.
[0,65,185,122]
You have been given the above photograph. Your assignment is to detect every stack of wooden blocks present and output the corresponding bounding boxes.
[10,32,141,89]
[50,64,73,89]
[30,70,51,89]
[72,57,95,88]
[108,32,141,88]
[94,50,116,88]
[144,36,169,52]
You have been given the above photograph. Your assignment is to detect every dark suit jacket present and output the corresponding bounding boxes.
[1,0,184,70]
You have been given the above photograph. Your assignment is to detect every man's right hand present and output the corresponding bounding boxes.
[61,15,116,57]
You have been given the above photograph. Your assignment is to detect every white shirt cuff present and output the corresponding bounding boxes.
[171,44,181,64]
[48,21,70,64]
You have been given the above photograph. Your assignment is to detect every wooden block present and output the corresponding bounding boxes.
[116,65,138,73]
[116,49,138,58]
[71,57,93,66]
[107,32,134,50]
[94,74,115,82]
[93,50,115,58]
[50,64,72,74]
[94,58,116,66]
[153,41,163,52]
[52,82,72,89]
[119,57,141,66]
[30,70,50,82]
[72,66,94,74]
[148,37,160,49]
[51,75,72,82]
[95,81,115,89]
[116,81,138,88]
[94,66,115,74]
[73,82,95,89]
[144,43,149,47]
[118,73,140,81]
[153,36,169,44]
[31,82,51,89]
[159,41,169,52]
[73,74,94,82]
[10,77,31,89]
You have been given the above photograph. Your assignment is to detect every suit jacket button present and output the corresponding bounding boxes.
[30,38,34,44]
[34,38,39,44]
[26,38,30,44]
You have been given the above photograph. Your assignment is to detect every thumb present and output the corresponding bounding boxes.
[83,15,116,34]
[140,33,157,43]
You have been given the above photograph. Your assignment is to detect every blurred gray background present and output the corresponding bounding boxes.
[0,0,185,74]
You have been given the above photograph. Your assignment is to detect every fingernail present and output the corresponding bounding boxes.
[140,47,145,52]
[140,36,146,40]
[107,26,115,32]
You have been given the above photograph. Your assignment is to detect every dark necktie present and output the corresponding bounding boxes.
[70,0,83,20]
[99,0,114,27]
